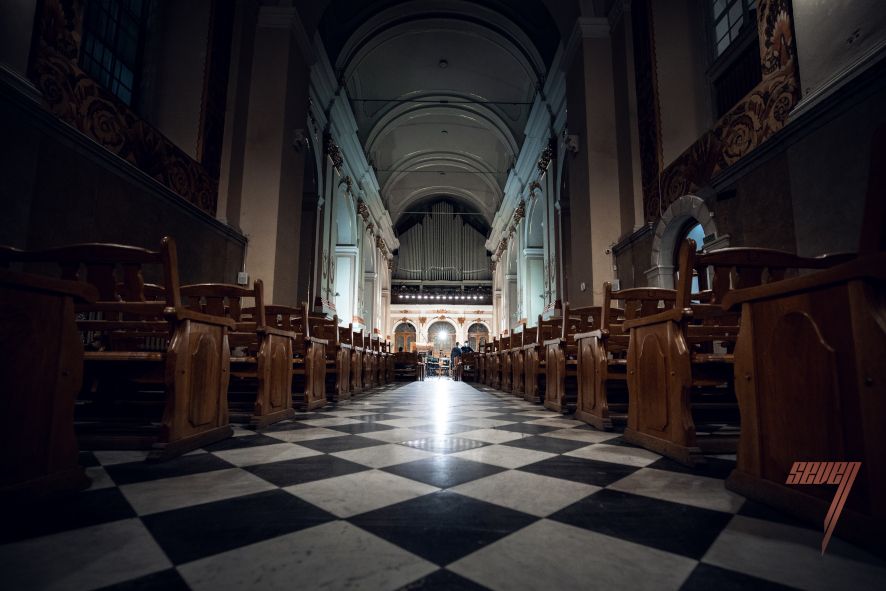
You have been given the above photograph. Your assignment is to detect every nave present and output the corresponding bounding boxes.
[2,378,884,591]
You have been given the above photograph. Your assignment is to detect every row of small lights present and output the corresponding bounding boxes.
[397,294,486,301]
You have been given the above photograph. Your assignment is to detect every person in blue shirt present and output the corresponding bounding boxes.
[450,342,463,360]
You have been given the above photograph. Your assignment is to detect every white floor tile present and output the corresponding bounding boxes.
[456,429,526,444]
[178,520,437,591]
[120,468,276,515]
[285,470,439,518]
[263,427,347,443]
[297,417,362,427]
[608,468,745,514]
[0,519,171,591]
[450,444,556,469]
[93,450,149,466]
[377,417,431,428]
[85,466,115,490]
[360,428,434,443]
[565,443,661,467]
[539,428,621,443]
[332,443,437,468]
[450,470,599,517]
[211,443,321,467]
[703,516,886,591]
[448,519,696,591]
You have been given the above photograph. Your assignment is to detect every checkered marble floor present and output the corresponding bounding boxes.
[3,379,885,590]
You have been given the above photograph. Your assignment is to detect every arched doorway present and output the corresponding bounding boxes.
[393,322,416,352]
[427,321,456,357]
[467,323,489,351]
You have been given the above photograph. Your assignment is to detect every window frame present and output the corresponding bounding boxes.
[79,0,151,107]
[703,0,761,118]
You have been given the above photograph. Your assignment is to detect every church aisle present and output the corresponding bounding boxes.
[2,379,884,590]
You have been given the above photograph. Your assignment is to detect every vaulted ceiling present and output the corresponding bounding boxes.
[317,0,560,233]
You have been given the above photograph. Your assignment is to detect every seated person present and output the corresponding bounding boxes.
[461,342,474,353]
[450,342,463,362]
[398,346,404,352]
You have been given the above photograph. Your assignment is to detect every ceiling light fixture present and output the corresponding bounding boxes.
[438,59,448,69]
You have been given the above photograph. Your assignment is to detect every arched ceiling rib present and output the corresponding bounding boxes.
[318,0,559,233]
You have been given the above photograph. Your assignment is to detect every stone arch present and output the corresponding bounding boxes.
[646,195,726,288]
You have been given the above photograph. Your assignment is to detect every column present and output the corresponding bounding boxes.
[229,5,311,304]
[563,16,628,305]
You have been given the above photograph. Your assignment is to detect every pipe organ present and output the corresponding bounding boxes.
[394,202,491,281]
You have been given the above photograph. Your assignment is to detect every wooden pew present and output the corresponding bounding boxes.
[510,323,527,397]
[393,351,421,381]
[363,334,378,389]
[305,310,339,409]
[461,351,478,382]
[575,284,676,430]
[384,342,395,383]
[372,336,384,387]
[1,237,234,459]
[724,128,886,553]
[351,329,365,394]
[0,266,97,497]
[181,281,295,428]
[333,323,353,401]
[489,338,502,390]
[623,238,851,465]
[499,334,512,392]
[477,343,487,384]
[544,304,600,413]
[523,314,561,404]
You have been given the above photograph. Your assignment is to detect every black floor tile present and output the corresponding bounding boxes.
[517,455,639,486]
[297,435,388,453]
[258,420,313,433]
[398,568,491,590]
[0,487,135,544]
[680,563,801,590]
[348,491,538,565]
[345,413,405,421]
[412,423,479,435]
[495,423,559,435]
[78,451,100,467]
[399,437,490,454]
[648,456,736,480]
[203,433,284,451]
[484,413,538,423]
[382,455,506,488]
[327,422,398,435]
[502,435,589,454]
[95,569,190,591]
[142,489,336,564]
[737,499,818,532]
[244,454,370,487]
[104,453,234,486]
[550,488,732,559]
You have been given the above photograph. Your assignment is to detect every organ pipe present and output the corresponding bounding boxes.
[394,202,491,281]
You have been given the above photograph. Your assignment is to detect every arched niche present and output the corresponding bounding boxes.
[427,320,457,356]
[333,187,359,325]
[646,195,728,288]
[393,321,416,352]
[466,322,490,351]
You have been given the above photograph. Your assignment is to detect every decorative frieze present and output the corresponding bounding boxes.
[537,140,554,175]
[324,132,344,173]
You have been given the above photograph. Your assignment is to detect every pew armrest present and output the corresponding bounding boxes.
[166,308,237,329]
[721,255,884,309]
[257,326,298,340]
[622,308,689,330]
